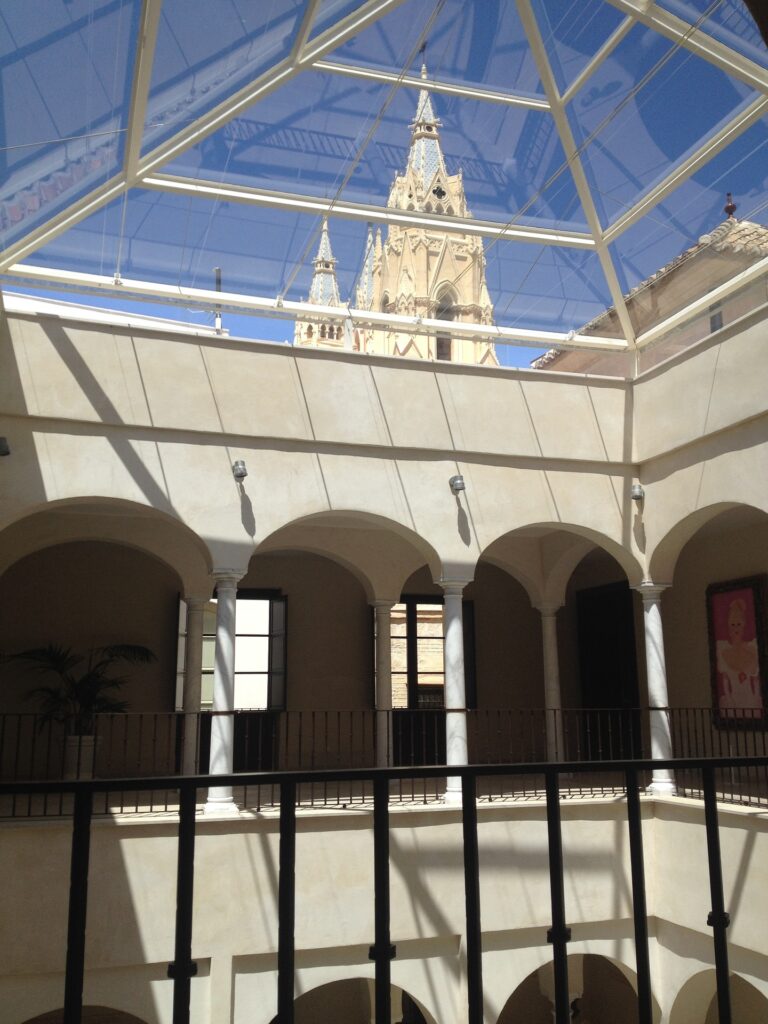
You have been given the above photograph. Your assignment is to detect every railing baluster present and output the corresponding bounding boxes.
[278,779,297,1024]
[169,783,198,1024]
[462,774,483,1024]
[370,774,393,1024]
[545,768,571,1024]
[63,787,93,1024]
[625,768,653,1024]
[703,765,732,1024]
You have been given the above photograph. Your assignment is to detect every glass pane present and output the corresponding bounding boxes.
[235,636,270,673]
[0,0,141,249]
[237,598,270,634]
[270,635,286,674]
[271,598,286,633]
[203,605,217,634]
[176,635,186,674]
[531,0,626,95]
[416,638,443,674]
[392,674,408,709]
[202,636,216,672]
[270,672,286,710]
[142,0,305,156]
[234,673,269,709]
[391,637,407,677]
[201,672,214,706]
[654,0,768,69]
[390,605,407,637]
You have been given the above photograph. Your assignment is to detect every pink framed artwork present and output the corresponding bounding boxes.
[707,575,768,725]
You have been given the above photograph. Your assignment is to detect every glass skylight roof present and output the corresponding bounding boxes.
[1,0,766,368]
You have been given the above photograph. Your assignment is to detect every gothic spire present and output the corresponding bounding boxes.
[308,217,340,305]
[406,63,447,187]
[356,224,375,309]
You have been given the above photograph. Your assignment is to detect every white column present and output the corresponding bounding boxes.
[442,582,467,802]
[637,581,676,796]
[182,595,207,776]
[539,605,565,761]
[205,572,240,814]
[373,601,394,768]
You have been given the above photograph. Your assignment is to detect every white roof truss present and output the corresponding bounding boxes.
[312,59,551,110]
[141,173,596,248]
[5,263,628,352]
[603,0,768,95]
[517,0,638,345]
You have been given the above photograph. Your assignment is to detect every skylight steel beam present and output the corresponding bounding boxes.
[142,173,596,248]
[291,0,321,63]
[0,0,405,276]
[137,0,407,177]
[516,0,637,346]
[603,0,768,94]
[561,17,634,106]
[124,0,163,181]
[5,264,628,352]
[603,95,768,244]
[635,255,768,349]
[312,60,551,110]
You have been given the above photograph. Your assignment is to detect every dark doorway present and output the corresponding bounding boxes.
[576,581,641,758]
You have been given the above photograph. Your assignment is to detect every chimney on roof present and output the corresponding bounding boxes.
[724,192,738,220]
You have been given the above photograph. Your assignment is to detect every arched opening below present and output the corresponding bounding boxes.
[269,979,435,1024]
[22,1009,149,1024]
[498,955,640,1024]
[669,969,768,1024]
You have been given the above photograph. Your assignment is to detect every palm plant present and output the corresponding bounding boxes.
[14,643,156,734]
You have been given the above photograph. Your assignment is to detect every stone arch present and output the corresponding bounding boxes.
[268,978,436,1024]
[0,496,212,596]
[255,509,443,600]
[649,502,768,583]
[479,522,643,607]
[497,954,651,1024]
[21,1007,149,1023]
[669,969,768,1024]
[434,282,458,321]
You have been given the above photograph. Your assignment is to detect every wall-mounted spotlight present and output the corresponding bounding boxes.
[631,483,645,502]
[449,474,465,495]
[232,459,248,483]
[0,437,10,457]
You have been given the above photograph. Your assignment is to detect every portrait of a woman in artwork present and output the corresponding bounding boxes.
[707,576,768,724]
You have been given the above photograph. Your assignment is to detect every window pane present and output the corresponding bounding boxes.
[390,637,407,677]
[202,636,216,672]
[237,599,270,634]
[234,674,269,710]
[203,605,217,634]
[201,672,214,706]
[271,598,286,634]
[235,636,269,673]
[416,638,443,674]
[392,674,408,709]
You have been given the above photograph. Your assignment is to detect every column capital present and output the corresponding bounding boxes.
[535,603,563,617]
[439,579,470,597]
[372,599,397,611]
[212,570,241,590]
[185,594,210,611]
[635,580,671,601]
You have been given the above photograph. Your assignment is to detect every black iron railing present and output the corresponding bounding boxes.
[1,754,762,1024]
[2,707,768,815]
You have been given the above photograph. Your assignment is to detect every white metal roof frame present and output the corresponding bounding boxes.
[2,0,767,354]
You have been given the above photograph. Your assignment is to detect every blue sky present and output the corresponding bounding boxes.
[1,0,766,367]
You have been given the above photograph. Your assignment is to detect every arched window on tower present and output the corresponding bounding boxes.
[435,287,456,362]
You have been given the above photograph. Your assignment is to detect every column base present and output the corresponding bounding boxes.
[444,778,463,804]
[645,774,677,797]
[204,789,240,816]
